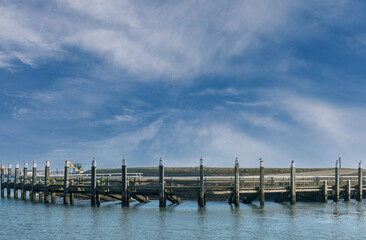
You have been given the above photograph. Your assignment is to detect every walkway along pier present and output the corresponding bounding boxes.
[0,159,364,207]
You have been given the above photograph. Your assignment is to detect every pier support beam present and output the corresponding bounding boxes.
[22,162,28,200]
[69,180,74,205]
[290,160,296,205]
[121,158,129,207]
[7,164,11,198]
[1,163,4,197]
[234,158,240,207]
[31,161,37,202]
[159,158,166,208]
[51,180,56,203]
[334,160,340,202]
[63,161,69,205]
[91,159,96,207]
[198,158,206,207]
[357,161,363,202]
[96,180,100,207]
[38,180,43,203]
[323,180,328,203]
[44,160,50,203]
[259,160,265,206]
[14,162,19,199]
[345,179,351,201]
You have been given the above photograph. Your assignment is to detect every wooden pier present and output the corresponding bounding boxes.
[0,159,365,207]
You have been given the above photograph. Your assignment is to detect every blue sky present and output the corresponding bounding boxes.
[1,1,366,169]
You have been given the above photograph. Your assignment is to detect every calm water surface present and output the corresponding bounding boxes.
[1,193,365,239]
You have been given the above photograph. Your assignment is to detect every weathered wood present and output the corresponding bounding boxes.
[1,163,5,197]
[198,158,205,207]
[44,160,50,203]
[357,161,363,201]
[233,158,240,206]
[290,160,296,205]
[69,180,74,204]
[96,180,100,207]
[91,159,96,206]
[14,162,19,199]
[323,180,328,203]
[7,164,11,198]
[131,194,150,203]
[51,179,56,203]
[31,162,37,201]
[39,180,43,203]
[121,158,129,207]
[334,160,339,202]
[166,194,181,204]
[259,160,265,206]
[63,161,69,205]
[345,179,351,201]
[22,162,28,200]
[159,158,166,207]
[243,193,259,204]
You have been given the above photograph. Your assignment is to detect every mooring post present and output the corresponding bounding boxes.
[38,180,43,202]
[357,161,363,202]
[69,180,74,205]
[345,179,351,201]
[198,157,205,207]
[44,160,50,203]
[334,160,340,202]
[91,158,96,207]
[63,160,69,205]
[22,162,28,200]
[159,158,166,207]
[121,158,129,207]
[0,163,4,197]
[31,161,37,201]
[259,160,265,206]
[7,164,12,198]
[51,179,56,203]
[14,162,19,199]
[323,180,328,203]
[290,160,296,205]
[96,180,101,207]
[234,158,240,206]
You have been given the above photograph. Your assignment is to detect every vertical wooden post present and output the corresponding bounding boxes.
[22,162,28,200]
[334,160,339,202]
[159,158,166,207]
[234,158,240,206]
[31,161,37,201]
[345,179,351,201]
[259,160,265,206]
[51,179,56,203]
[1,163,5,197]
[14,162,19,199]
[96,180,101,207]
[91,158,96,207]
[44,160,50,203]
[7,164,12,198]
[63,160,69,205]
[323,180,328,203]
[357,161,363,202]
[290,160,296,205]
[69,180,74,204]
[121,158,129,207]
[198,157,205,207]
[38,180,43,202]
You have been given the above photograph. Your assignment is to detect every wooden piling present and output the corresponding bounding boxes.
[69,180,74,205]
[44,160,50,203]
[259,160,265,206]
[357,161,363,202]
[14,162,19,199]
[91,159,96,207]
[334,160,339,202]
[198,157,205,207]
[323,180,328,203]
[121,158,129,207]
[96,180,101,207]
[63,161,69,205]
[38,180,43,203]
[290,160,296,205]
[31,161,37,201]
[51,179,56,203]
[7,164,11,198]
[1,163,4,197]
[22,162,28,200]
[234,158,240,206]
[159,158,166,207]
[345,179,351,201]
